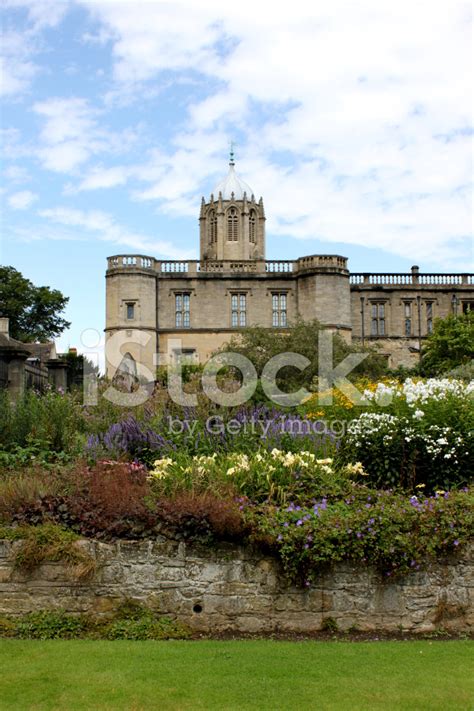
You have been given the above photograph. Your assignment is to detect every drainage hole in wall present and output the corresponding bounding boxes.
[193,604,203,613]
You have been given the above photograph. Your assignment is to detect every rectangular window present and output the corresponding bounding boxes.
[462,301,474,314]
[426,302,433,334]
[173,348,196,365]
[231,293,246,327]
[370,302,385,336]
[404,302,412,337]
[175,293,190,328]
[272,293,287,327]
[126,303,135,320]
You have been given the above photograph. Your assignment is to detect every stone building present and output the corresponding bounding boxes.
[0,318,68,397]
[105,157,474,379]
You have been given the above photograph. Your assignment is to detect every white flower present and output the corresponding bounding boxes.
[413,409,424,419]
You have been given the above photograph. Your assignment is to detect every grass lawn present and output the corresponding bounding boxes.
[0,639,472,710]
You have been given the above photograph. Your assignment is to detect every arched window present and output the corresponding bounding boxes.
[249,209,256,243]
[227,207,238,241]
[208,209,217,244]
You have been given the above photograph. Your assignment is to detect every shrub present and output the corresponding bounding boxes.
[420,312,474,376]
[85,416,175,465]
[339,379,474,490]
[155,492,247,544]
[218,319,388,396]
[249,486,473,585]
[57,461,157,539]
[104,613,189,640]
[6,462,157,540]
[148,449,354,505]
[0,603,191,640]
[14,610,87,640]
[0,389,82,455]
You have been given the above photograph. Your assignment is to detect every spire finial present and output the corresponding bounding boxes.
[229,140,236,166]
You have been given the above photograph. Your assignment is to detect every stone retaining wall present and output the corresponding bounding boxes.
[0,538,472,633]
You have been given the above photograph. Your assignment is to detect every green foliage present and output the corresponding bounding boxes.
[149,450,349,504]
[13,611,87,640]
[0,266,70,342]
[421,312,474,376]
[337,379,474,491]
[60,351,100,389]
[445,360,474,381]
[0,602,191,641]
[249,487,473,585]
[103,603,190,640]
[321,617,339,633]
[0,389,83,455]
[219,319,388,395]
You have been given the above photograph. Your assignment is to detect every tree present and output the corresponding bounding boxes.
[420,311,474,376]
[0,266,70,342]
[219,319,387,394]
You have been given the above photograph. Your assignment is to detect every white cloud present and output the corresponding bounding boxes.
[2,0,69,30]
[7,190,38,209]
[38,206,194,259]
[1,2,69,98]
[2,164,31,183]
[64,165,130,194]
[32,98,139,173]
[75,0,472,268]
[0,32,38,98]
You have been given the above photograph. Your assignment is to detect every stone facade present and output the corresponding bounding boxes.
[105,161,474,378]
[0,538,472,634]
[0,318,69,397]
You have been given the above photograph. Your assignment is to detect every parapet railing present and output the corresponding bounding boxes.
[350,273,473,286]
[107,257,472,284]
[107,256,154,269]
[107,255,348,274]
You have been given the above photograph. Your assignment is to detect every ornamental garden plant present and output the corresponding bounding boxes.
[0,371,472,591]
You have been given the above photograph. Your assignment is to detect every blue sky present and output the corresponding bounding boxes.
[1,0,473,358]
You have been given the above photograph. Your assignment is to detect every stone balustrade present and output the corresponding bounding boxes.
[107,255,349,275]
[350,273,472,286]
[107,255,471,284]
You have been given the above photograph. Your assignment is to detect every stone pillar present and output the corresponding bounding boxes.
[47,359,69,392]
[7,355,28,399]
[411,265,420,284]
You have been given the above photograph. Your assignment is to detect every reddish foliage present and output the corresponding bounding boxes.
[156,492,248,543]
[7,462,249,544]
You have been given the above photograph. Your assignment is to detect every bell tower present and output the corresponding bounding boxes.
[199,150,266,261]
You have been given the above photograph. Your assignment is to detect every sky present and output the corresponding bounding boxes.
[1,0,473,359]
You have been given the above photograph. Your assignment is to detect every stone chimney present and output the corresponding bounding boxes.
[0,318,9,338]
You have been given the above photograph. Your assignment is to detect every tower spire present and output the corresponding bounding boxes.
[229,141,235,166]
